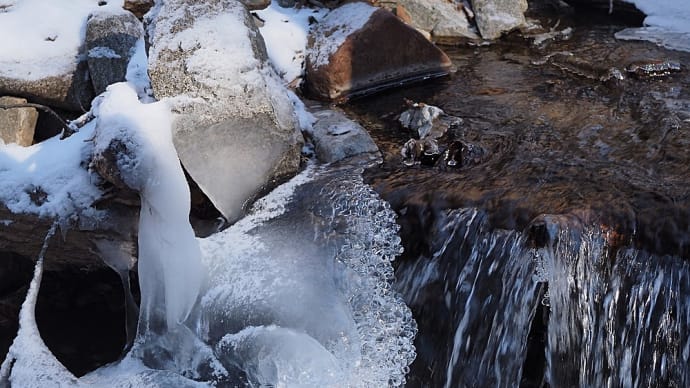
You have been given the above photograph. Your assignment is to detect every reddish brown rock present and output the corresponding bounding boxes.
[123,0,154,19]
[305,1,452,102]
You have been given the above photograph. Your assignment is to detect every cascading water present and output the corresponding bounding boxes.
[396,208,690,387]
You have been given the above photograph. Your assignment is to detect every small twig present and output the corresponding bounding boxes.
[0,103,75,139]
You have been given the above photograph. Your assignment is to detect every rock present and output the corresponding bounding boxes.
[309,108,379,163]
[305,1,452,101]
[148,0,303,223]
[562,0,646,23]
[393,0,479,43]
[470,0,527,40]
[86,10,144,96]
[0,96,38,146]
[240,0,271,11]
[399,101,444,138]
[123,0,154,19]
[0,63,94,112]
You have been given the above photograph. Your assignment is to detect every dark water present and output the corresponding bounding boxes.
[344,20,690,388]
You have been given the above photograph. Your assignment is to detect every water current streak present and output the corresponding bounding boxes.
[397,208,690,387]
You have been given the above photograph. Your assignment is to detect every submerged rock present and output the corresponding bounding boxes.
[0,96,38,146]
[471,0,527,40]
[309,108,379,163]
[86,9,144,96]
[147,0,303,223]
[305,1,452,101]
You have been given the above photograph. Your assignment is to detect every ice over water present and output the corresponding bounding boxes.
[0,83,416,386]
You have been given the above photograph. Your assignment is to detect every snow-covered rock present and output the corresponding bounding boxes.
[471,0,528,40]
[0,0,124,111]
[147,0,303,223]
[0,96,37,146]
[86,9,144,95]
[304,1,452,101]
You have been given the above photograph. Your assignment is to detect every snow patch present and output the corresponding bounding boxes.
[0,0,124,80]
[309,2,375,67]
[88,46,121,59]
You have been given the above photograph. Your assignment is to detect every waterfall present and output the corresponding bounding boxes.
[398,208,690,387]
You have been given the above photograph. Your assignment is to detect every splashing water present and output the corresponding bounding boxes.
[0,84,416,386]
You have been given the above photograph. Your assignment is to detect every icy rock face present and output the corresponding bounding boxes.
[147,0,303,223]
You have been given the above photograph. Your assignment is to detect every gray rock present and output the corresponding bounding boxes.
[0,96,38,146]
[309,109,379,163]
[123,0,154,19]
[0,62,94,112]
[86,10,144,95]
[395,0,479,43]
[147,0,303,223]
[471,0,527,40]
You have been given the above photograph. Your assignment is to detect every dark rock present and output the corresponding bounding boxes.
[309,108,379,163]
[471,0,527,39]
[86,10,144,95]
[0,96,38,146]
[562,0,646,23]
[148,0,303,223]
[305,1,452,102]
[123,0,154,19]
[240,0,271,11]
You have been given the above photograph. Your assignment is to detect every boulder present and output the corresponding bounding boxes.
[305,1,452,102]
[393,0,479,43]
[123,0,154,19]
[0,96,38,146]
[309,108,379,163]
[86,9,144,96]
[240,0,272,11]
[470,0,527,40]
[147,0,303,223]
[0,64,94,113]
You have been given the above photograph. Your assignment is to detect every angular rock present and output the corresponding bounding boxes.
[148,0,303,223]
[86,9,144,95]
[0,96,38,146]
[394,0,479,43]
[123,0,154,19]
[309,108,379,163]
[471,0,527,40]
[305,1,452,102]
[0,63,94,113]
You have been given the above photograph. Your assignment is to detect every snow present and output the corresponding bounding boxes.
[0,119,102,219]
[308,2,376,67]
[0,0,124,80]
[256,3,325,83]
[617,0,690,52]
[88,46,121,59]
[93,82,204,331]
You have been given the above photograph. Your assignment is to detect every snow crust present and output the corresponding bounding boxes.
[0,119,102,219]
[618,0,690,52]
[308,2,376,67]
[0,0,124,80]
[256,3,325,83]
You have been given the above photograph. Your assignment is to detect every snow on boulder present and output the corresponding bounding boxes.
[86,8,144,96]
[147,0,303,223]
[304,1,452,102]
[470,0,527,40]
[0,0,124,111]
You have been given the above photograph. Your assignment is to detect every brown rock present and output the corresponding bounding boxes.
[305,2,452,102]
[123,0,154,19]
[240,0,272,11]
[0,96,38,146]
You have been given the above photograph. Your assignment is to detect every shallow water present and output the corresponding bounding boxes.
[344,18,690,388]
